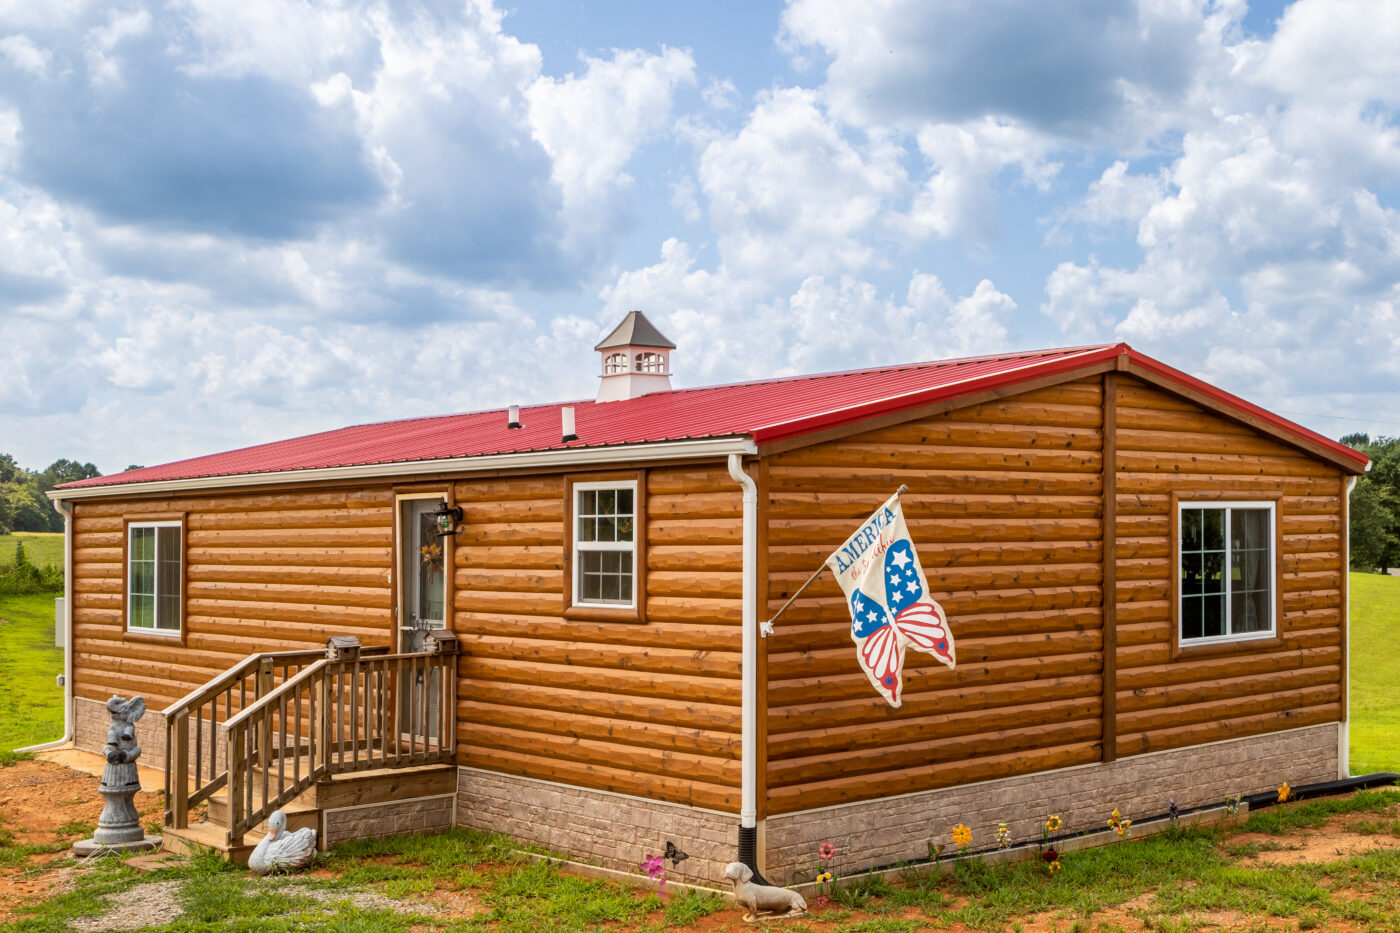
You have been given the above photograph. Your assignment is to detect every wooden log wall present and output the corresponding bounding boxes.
[452,466,744,813]
[1111,376,1345,757]
[69,489,395,710]
[762,379,1108,814]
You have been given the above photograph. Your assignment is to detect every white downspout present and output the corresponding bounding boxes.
[727,454,760,848]
[1340,473,1360,778]
[19,496,74,752]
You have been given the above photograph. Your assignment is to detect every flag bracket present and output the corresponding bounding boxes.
[759,484,908,637]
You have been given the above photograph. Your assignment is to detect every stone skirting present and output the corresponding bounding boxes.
[762,723,1341,883]
[322,794,455,849]
[455,767,737,885]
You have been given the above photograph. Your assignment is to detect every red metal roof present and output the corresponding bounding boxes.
[57,343,1368,491]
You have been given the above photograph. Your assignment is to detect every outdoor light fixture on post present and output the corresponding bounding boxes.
[432,503,464,538]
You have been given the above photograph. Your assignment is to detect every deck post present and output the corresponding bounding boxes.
[172,711,189,828]
[228,727,245,846]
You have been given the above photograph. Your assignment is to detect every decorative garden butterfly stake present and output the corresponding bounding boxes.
[824,491,955,707]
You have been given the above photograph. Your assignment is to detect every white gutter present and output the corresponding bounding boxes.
[727,453,759,834]
[19,497,74,752]
[48,436,756,502]
[1341,473,1359,779]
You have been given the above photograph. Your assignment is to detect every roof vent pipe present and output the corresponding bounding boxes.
[561,406,577,443]
[507,405,522,429]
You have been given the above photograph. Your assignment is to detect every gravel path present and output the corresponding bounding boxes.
[65,874,438,932]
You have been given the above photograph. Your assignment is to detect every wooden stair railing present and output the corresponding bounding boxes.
[165,642,459,846]
[162,648,327,828]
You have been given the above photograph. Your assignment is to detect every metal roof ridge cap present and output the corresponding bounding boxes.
[747,345,1122,441]
[47,436,758,500]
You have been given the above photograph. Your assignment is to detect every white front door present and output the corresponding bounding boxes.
[399,497,447,739]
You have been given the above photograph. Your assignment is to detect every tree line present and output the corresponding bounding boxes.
[0,454,101,534]
[1342,435,1399,573]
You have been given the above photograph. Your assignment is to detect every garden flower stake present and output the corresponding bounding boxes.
[1278,781,1292,803]
[641,854,668,900]
[813,840,838,899]
[995,822,1010,849]
[951,823,973,852]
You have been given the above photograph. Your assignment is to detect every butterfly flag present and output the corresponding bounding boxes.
[824,492,954,707]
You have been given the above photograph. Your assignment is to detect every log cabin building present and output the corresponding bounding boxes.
[47,312,1369,881]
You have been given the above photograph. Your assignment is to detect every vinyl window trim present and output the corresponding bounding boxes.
[125,520,183,638]
[1176,500,1277,648]
[571,479,639,611]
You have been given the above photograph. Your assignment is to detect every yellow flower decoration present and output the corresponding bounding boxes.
[1045,815,1063,832]
[1277,781,1291,803]
[1048,860,1062,875]
[951,823,973,848]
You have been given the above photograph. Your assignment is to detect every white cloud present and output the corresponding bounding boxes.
[0,33,50,76]
[526,46,695,250]
[697,87,906,275]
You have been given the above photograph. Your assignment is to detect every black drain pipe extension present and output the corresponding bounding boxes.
[1243,772,1400,811]
[737,824,769,886]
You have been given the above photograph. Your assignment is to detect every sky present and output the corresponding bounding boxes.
[1,0,1398,475]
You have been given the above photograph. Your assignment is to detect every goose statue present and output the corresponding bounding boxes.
[247,810,318,874]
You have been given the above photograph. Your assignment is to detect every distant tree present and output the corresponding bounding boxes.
[1349,479,1396,571]
[5,482,51,532]
[39,459,101,490]
[0,453,17,484]
[124,465,145,471]
[1345,435,1400,573]
[36,459,101,531]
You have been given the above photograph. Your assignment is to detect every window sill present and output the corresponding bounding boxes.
[124,628,184,645]
[1174,632,1280,659]
[563,605,645,624]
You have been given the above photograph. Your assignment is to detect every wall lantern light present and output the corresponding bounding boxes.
[432,504,464,538]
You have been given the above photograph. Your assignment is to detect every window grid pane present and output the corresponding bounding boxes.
[1180,505,1272,643]
[576,485,636,606]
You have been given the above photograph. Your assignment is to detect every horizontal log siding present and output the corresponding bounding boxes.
[1111,377,1345,757]
[69,489,395,710]
[763,380,1107,814]
[452,468,743,813]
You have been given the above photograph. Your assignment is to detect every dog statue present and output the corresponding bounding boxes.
[723,861,808,922]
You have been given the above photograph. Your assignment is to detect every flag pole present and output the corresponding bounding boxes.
[760,484,908,636]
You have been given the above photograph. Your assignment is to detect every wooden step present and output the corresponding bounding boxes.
[163,821,262,865]
[303,763,456,810]
[207,789,319,833]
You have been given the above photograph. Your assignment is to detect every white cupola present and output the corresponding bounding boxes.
[594,310,676,402]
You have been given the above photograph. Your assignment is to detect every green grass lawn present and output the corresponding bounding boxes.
[0,532,63,572]
[1350,571,1400,775]
[0,592,64,752]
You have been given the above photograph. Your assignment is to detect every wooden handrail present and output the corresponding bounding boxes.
[163,646,388,830]
[222,659,328,731]
[216,647,458,844]
[161,649,326,719]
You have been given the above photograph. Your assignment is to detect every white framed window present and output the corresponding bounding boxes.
[127,521,182,635]
[603,352,630,375]
[1178,501,1275,645]
[635,351,666,374]
[573,481,637,608]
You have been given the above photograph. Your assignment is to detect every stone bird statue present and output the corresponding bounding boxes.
[247,810,317,874]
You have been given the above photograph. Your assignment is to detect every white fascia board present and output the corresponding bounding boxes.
[48,436,757,501]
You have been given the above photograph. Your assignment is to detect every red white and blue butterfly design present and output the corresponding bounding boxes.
[849,539,955,707]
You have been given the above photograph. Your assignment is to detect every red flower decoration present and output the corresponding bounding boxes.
[818,841,836,861]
